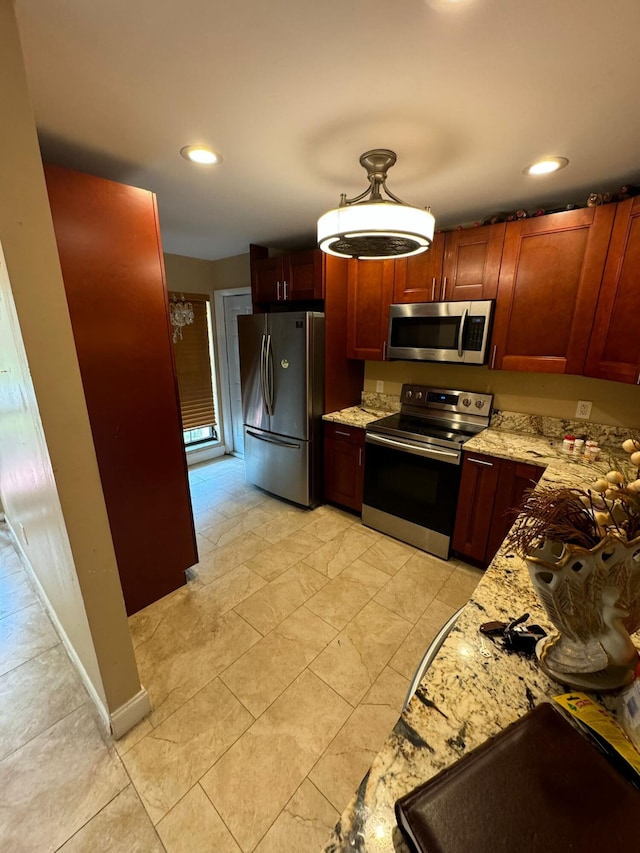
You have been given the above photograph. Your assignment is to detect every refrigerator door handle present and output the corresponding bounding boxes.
[259,334,269,415]
[266,333,275,415]
[246,430,300,450]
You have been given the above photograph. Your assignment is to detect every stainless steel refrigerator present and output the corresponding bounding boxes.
[238,311,324,507]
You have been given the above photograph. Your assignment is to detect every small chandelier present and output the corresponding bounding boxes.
[169,295,194,343]
[317,149,435,260]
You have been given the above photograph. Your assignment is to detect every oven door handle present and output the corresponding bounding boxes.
[366,432,460,464]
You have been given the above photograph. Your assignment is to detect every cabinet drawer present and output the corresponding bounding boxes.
[324,421,366,444]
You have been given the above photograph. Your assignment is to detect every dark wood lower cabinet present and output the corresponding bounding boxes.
[453,452,543,567]
[324,422,365,513]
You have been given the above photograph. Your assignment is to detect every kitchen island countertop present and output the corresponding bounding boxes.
[323,425,626,853]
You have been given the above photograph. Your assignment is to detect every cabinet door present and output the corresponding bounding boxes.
[286,250,323,300]
[585,197,640,384]
[491,207,615,374]
[252,256,282,303]
[44,164,196,615]
[442,223,505,301]
[393,233,445,303]
[324,424,365,512]
[347,259,396,360]
[452,452,500,564]
[486,461,543,564]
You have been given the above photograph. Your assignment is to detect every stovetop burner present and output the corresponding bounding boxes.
[366,385,493,451]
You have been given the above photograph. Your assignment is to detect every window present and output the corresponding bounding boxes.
[169,292,219,447]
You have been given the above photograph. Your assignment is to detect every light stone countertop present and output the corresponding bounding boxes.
[322,407,391,430]
[323,424,627,853]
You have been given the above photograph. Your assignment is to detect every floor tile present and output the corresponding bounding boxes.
[199,508,272,547]
[220,606,337,717]
[0,644,85,762]
[310,600,412,706]
[361,665,411,716]
[245,530,325,582]
[304,559,389,630]
[359,536,416,576]
[58,784,164,852]
[388,599,458,680]
[114,717,153,758]
[0,541,22,578]
[195,533,217,558]
[302,525,379,579]
[193,533,269,585]
[300,510,354,543]
[253,779,339,853]
[0,602,58,677]
[0,569,37,620]
[157,784,241,853]
[122,678,253,825]
[233,562,327,635]
[193,565,267,615]
[201,670,351,852]
[133,607,260,727]
[374,552,454,623]
[436,563,484,609]
[0,704,128,851]
[309,701,400,812]
[251,507,312,543]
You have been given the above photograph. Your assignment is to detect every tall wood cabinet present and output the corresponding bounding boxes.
[346,259,396,360]
[491,206,616,374]
[393,223,505,303]
[45,164,197,615]
[584,196,640,385]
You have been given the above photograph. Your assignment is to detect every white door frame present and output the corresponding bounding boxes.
[213,287,252,454]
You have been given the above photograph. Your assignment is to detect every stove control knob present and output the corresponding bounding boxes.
[475,400,485,409]
[405,390,413,399]
[462,397,471,407]
[415,391,423,400]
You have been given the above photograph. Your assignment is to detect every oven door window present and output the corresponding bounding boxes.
[363,441,461,536]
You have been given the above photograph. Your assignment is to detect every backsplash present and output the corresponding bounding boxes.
[489,410,637,449]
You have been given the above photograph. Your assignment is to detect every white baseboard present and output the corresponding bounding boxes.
[187,442,226,466]
[4,517,150,738]
[110,688,152,739]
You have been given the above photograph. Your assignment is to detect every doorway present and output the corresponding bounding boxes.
[213,288,252,456]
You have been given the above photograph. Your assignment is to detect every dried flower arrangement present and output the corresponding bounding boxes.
[507,438,640,557]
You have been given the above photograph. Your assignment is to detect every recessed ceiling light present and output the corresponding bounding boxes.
[180,145,222,165]
[523,157,569,176]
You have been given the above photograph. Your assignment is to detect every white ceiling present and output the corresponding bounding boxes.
[15,0,640,261]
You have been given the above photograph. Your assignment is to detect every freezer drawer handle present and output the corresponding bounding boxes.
[246,430,300,450]
[365,432,460,464]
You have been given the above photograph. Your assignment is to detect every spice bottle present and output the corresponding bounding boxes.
[562,435,575,453]
[573,438,585,457]
[584,440,597,461]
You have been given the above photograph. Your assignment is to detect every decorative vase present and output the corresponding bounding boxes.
[526,534,640,692]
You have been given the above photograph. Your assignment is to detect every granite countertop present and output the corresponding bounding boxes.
[323,426,627,853]
[323,406,391,429]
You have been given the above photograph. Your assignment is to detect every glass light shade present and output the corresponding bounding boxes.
[317,202,435,259]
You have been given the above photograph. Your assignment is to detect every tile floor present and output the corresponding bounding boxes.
[0,454,483,852]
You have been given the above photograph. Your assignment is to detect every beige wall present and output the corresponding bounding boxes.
[0,0,142,717]
[365,361,640,428]
[164,251,250,299]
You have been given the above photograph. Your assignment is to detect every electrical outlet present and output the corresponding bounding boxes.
[375,380,384,393]
[576,400,593,419]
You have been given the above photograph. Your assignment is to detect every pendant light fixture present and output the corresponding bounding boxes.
[317,149,435,260]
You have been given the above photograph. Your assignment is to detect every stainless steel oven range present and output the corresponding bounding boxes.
[362,385,493,560]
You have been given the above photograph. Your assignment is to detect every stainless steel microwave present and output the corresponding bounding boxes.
[386,300,494,364]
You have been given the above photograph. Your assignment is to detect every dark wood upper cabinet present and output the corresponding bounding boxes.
[491,206,616,374]
[346,258,396,360]
[44,164,197,615]
[393,233,445,302]
[584,196,640,385]
[393,224,505,304]
[252,249,323,303]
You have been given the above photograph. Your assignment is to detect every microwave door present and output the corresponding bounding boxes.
[388,303,468,363]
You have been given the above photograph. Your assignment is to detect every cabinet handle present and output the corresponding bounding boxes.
[277,281,281,300]
[467,457,494,467]
[383,341,387,360]
[283,280,288,300]
[335,430,351,437]
[358,448,363,467]
[441,276,448,301]
[431,277,436,301]
[490,345,497,369]
[637,370,640,385]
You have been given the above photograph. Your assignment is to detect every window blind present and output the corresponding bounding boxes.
[170,292,216,431]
